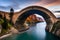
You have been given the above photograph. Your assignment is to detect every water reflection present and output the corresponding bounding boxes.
[2,22,60,40]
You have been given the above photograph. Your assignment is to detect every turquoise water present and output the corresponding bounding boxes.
[2,22,60,40]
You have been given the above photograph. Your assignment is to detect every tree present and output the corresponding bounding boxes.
[0,14,4,24]
[1,14,8,30]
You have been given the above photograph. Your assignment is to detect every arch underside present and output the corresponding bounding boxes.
[17,9,52,24]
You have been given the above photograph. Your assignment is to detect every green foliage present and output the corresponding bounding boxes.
[0,21,13,35]
[1,29,8,34]
[0,18,4,24]
[0,13,14,35]
[8,23,12,27]
[0,16,13,34]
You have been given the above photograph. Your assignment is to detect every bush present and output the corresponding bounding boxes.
[0,19,4,24]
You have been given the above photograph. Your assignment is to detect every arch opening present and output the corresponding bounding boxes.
[25,14,46,26]
[16,9,52,25]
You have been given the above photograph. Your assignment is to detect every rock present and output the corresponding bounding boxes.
[0,25,2,33]
[10,27,19,34]
[56,29,60,37]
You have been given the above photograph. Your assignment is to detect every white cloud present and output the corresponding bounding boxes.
[47,5,60,11]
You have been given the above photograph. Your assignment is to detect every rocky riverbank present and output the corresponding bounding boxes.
[0,24,29,39]
[51,21,60,37]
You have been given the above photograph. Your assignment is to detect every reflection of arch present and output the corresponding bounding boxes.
[15,6,57,32]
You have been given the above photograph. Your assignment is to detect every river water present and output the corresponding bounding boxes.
[2,22,60,40]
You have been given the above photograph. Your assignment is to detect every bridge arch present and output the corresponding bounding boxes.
[15,6,57,32]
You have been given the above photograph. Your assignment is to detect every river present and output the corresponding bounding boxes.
[2,22,60,40]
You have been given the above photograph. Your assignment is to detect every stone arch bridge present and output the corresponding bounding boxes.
[0,6,58,32]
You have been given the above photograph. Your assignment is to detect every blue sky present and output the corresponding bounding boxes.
[0,0,60,17]
[0,0,60,11]
[0,0,41,12]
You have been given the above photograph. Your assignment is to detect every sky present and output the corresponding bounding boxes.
[0,0,60,17]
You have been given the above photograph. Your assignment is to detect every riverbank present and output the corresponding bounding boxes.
[1,21,60,40]
[0,26,29,39]
[2,22,60,40]
[0,33,12,39]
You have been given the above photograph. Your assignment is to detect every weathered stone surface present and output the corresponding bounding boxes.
[56,29,60,37]
[52,21,60,37]
[10,27,19,34]
[0,25,2,33]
